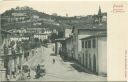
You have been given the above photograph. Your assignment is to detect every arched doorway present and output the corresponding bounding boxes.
[89,55,91,71]
[86,54,88,69]
[85,54,87,68]
[83,54,84,66]
[93,54,96,73]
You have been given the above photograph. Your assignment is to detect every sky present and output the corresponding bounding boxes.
[0,1,109,17]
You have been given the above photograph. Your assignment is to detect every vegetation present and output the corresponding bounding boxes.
[43,39,49,44]
[48,32,58,43]
[9,40,15,48]
[1,6,98,31]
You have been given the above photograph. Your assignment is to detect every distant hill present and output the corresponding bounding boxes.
[1,6,107,31]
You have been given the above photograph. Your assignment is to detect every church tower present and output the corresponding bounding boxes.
[98,6,102,23]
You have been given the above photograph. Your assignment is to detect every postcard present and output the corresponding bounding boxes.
[0,0,128,81]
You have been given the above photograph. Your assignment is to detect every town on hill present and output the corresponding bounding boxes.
[0,5,107,81]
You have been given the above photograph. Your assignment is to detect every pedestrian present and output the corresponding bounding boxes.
[53,47,54,51]
[20,71,25,80]
[27,68,31,79]
[36,64,41,78]
[12,71,16,78]
[53,59,55,64]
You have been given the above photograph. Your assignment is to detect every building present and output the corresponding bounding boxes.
[34,33,48,41]
[65,36,74,59]
[80,33,107,76]
[71,6,107,62]
[72,27,106,61]
[64,28,72,38]
[93,6,107,24]
[55,28,72,58]
[26,28,43,34]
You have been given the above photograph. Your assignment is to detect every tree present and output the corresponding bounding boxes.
[49,33,58,43]
[43,39,48,44]
[10,40,15,48]
[58,31,64,38]
[16,41,22,53]
[21,40,30,51]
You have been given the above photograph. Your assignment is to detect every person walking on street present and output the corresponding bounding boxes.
[53,58,55,64]
[27,68,31,79]
[36,64,41,78]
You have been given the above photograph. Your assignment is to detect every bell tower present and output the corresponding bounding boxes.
[98,6,102,23]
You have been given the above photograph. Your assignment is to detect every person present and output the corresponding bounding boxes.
[37,64,40,71]
[27,67,31,79]
[53,47,54,51]
[36,64,41,78]
[12,71,15,78]
[53,59,55,64]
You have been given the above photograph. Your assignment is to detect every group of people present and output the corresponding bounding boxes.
[20,64,45,79]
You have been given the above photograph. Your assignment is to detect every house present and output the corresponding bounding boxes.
[64,36,74,59]
[55,28,73,58]
[71,6,107,62]
[55,38,66,56]
[72,27,106,61]
[64,28,72,38]
[26,28,43,34]
[34,33,48,41]
[80,32,107,76]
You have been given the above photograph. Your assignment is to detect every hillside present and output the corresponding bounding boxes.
[1,6,106,31]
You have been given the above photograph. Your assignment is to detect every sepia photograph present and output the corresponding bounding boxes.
[0,1,108,81]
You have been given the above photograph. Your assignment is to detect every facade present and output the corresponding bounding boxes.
[34,33,48,41]
[26,28,43,34]
[80,33,107,76]
[71,6,107,61]
[55,38,65,55]
[60,7,107,76]
[65,37,73,59]
[72,28,106,61]
[64,28,72,38]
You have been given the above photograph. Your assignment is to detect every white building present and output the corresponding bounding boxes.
[80,33,107,76]
[65,28,72,38]
[72,27,106,61]
[34,33,48,41]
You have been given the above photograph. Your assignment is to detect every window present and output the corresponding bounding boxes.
[88,40,91,48]
[85,41,87,48]
[82,41,84,48]
[93,39,96,48]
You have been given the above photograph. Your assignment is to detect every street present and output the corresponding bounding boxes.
[20,44,107,81]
